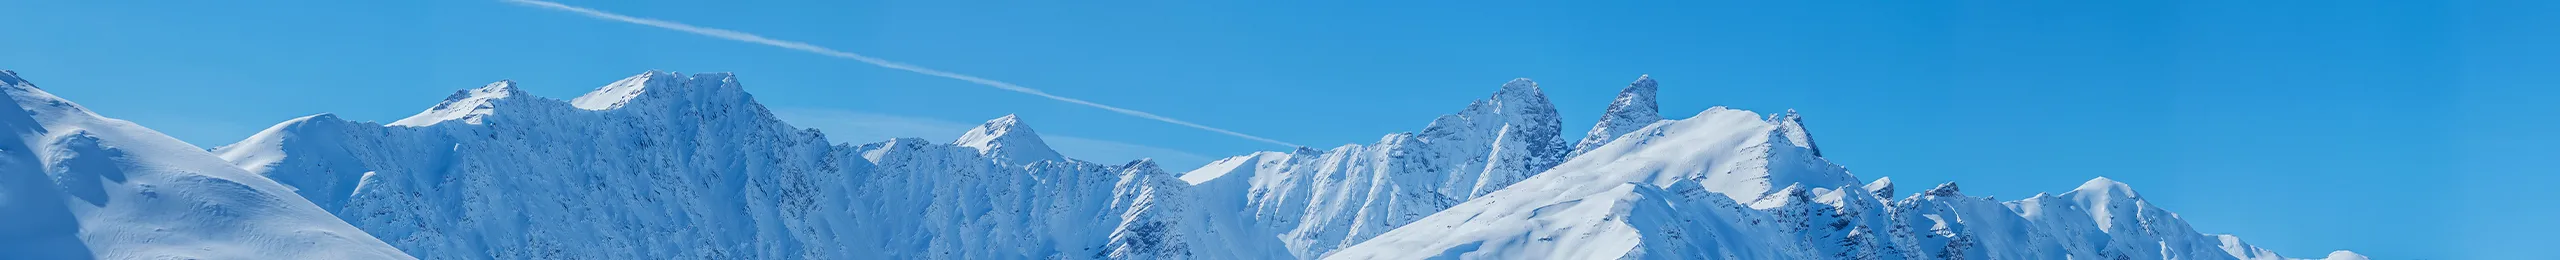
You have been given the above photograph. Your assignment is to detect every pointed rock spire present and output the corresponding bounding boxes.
[954,114,1065,165]
[1412,77,1569,199]
[1570,75,1663,156]
[1771,109,1822,156]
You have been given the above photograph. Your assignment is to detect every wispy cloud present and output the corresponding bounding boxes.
[771,108,1220,170]
[501,0,1302,148]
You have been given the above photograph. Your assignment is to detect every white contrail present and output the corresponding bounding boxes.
[501,0,1304,148]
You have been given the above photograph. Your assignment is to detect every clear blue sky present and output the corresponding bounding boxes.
[4,1,2551,258]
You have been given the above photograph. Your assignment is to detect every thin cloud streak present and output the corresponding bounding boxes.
[501,0,1302,148]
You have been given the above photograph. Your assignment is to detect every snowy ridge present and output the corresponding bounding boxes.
[955,114,1068,166]
[389,80,524,126]
[0,71,413,259]
[1168,77,1573,258]
[1325,77,2360,260]
[93,69,2358,259]
[1569,75,1662,157]
[212,71,1252,259]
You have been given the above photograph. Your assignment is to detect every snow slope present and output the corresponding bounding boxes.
[1325,78,2363,260]
[0,70,413,260]
[194,71,2361,259]
[1170,78,1572,258]
[214,71,1268,259]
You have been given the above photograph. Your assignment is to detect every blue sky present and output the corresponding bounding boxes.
[4,0,2552,258]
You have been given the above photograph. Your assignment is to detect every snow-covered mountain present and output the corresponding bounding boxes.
[210,71,1272,259]
[1172,77,1574,258]
[1324,77,2364,260]
[7,68,2364,259]
[0,71,414,259]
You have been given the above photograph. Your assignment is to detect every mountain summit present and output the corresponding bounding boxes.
[954,114,1066,165]
[1571,75,1663,156]
[6,69,2361,260]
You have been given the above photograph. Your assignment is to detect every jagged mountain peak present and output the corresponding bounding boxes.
[955,114,1066,166]
[1921,182,1963,197]
[84,69,2357,260]
[462,80,526,98]
[1430,78,1570,199]
[1421,77,1564,131]
[1497,77,1539,93]
[569,70,747,111]
[1118,158,1164,175]
[1448,78,1556,117]
[390,80,528,126]
[568,70,675,110]
[1769,108,1823,156]
[1445,78,1553,119]
[1289,146,1321,155]
[386,70,773,128]
[1570,74,1666,156]
[215,70,1220,259]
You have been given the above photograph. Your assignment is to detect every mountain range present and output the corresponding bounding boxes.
[0,69,2367,259]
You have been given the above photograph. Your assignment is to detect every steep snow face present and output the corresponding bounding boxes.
[220,71,823,259]
[1338,171,2354,260]
[1429,78,1571,199]
[1173,78,1570,258]
[1330,99,2347,259]
[1325,106,1862,259]
[1569,75,1662,157]
[0,71,413,260]
[1520,106,1857,204]
[389,81,525,127]
[1891,183,2061,260]
[215,71,1245,259]
[565,70,688,110]
[954,114,1067,166]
